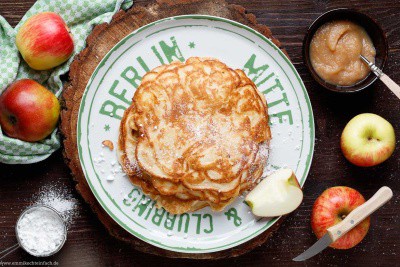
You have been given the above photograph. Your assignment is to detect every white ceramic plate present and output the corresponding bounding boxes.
[77,15,314,254]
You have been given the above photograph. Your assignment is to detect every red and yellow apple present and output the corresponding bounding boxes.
[16,12,74,70]
[311,186,370,249]
[0,79,60,142]
[341,113,395,167]
[245,169,303,217]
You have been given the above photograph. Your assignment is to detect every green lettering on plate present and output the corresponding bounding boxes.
[224,208,242,227]
[203,214,213,234]
[159,36,185,63]
[192,213,202,234]
[99,100,126,120]
[178,213,190,233]
[270,110,293,125]
[108,80,131,105]
[164,213,177,230]
[133,195,152,216]
[152,208,166,226]
[121,66,142,89]
[243,54,270,84]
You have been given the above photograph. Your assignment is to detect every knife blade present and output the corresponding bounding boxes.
[293,234,332,261]
[293,186,393,261]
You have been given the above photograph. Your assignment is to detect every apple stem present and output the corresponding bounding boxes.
[341,214,347,220]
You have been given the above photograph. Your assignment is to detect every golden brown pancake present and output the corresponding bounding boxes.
[118,57,271,214]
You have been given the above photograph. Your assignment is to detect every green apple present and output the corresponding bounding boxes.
[245,169,303,217]
[341,113,396,167]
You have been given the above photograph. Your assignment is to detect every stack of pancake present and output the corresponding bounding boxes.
[118,57,271,214]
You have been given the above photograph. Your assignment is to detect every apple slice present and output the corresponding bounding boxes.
[245,169,303,217]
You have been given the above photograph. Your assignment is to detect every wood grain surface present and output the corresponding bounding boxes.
[1,0,400,266]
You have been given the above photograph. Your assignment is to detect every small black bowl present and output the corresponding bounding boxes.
[303,8,388,93]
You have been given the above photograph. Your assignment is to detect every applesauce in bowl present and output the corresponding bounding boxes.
[310,20,376,86]
[303,8,388,93]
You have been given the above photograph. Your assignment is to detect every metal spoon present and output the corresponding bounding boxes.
[360,55,400,99]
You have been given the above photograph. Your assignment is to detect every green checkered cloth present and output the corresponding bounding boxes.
[0,0,133,164]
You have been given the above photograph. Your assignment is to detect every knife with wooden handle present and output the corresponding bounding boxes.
[360,55,400,99]
[293,186,393,261]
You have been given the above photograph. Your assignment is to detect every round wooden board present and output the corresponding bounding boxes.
[60,0,289,259]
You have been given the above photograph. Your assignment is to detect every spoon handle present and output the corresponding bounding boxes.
[0,243,20,260]
[380,74,400,100]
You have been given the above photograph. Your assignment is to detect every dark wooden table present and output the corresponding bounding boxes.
[1,0,399,266]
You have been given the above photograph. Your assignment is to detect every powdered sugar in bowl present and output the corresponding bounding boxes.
[16,205,67,257]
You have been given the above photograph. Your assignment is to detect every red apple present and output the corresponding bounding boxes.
[16,12,74,70]
[0,79,60,142]
[341,113,396,167]
[311,186,370,249]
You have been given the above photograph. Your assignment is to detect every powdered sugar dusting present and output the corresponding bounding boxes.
[31,183,79,229]
[258,141,270,161]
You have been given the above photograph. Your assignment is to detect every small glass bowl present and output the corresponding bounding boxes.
[15,205,67,257]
